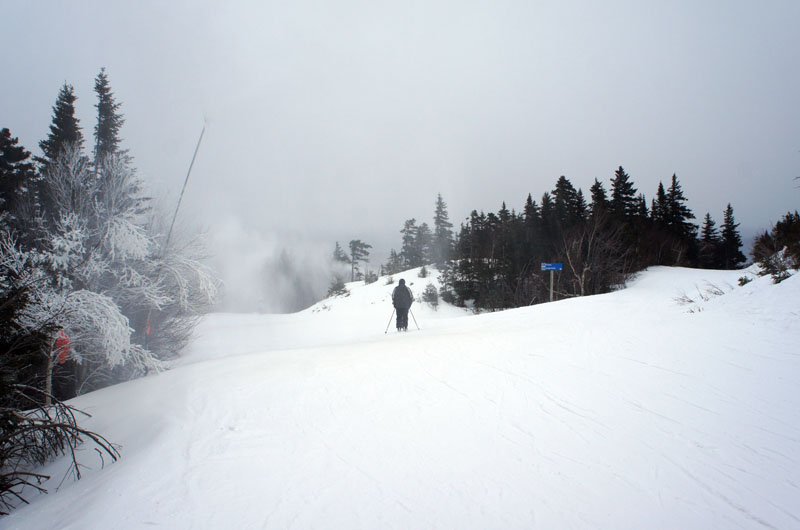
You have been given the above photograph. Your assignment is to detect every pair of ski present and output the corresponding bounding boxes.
[383,309,420,334]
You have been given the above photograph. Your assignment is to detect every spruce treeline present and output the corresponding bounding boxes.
[1,69,219,507]
[387,169,747,311]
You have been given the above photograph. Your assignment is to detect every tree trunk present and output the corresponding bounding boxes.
[45,351,54,407]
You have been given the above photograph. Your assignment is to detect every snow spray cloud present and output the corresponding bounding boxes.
[206,217,343,313]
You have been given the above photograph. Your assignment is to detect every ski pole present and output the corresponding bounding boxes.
[410,310,420,330]
[384,309,395,334]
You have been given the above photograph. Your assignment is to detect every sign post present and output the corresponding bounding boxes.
[541,263,563,302]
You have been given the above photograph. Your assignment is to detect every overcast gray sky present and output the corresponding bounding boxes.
[3,0,799,308]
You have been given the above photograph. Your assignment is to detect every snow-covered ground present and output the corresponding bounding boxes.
[4,266,799,529]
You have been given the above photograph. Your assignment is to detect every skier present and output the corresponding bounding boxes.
[391,278,413,331]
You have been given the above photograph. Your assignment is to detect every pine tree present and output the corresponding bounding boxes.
[326,276,348,297]
[384,249,403,274]
[589,178,608,218]
[651,182,668,225]
[523,193,540,225]
[0,129,35,232]
[495,202,513,273]
[552,176,579,228]
[332,241,350,263]
[452,211,486,305]
[665,174,696,238]
[635,193,649,220]
[400,218,420,268]
[575,189,588,223]
[720,204,746,269]
[432,193,454,266]
[752,211,800,281]
[93,67,125,166]
[348,239,371,281]
[699,213,722,268]
[39,83,84,166]
[610,166,637,219]
[539,192,556,247]
[415,222,433,265]
[522,193,542,264]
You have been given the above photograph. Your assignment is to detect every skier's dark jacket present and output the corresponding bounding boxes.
[392,280,413,310]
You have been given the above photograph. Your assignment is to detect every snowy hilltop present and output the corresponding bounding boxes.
[3,266,799,529]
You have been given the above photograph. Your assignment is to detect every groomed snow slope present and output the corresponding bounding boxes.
[4,267,799,529]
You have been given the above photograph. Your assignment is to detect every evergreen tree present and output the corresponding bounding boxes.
[699,213,722,268]
[539,192,556,244]
[752,211,800,281]
[635,193,649,220]
[415,222,433,265]
[522,193,542,266]
[497,201,511,227]
[348,239,371,281]
[93,67,125,165]
[610,166,637,219]
[651,182,668,225]
[720,204,746,269]
[452,211,487,305]
[589,178,608,218]
[332,241,350,263]
[0,129,35,233]
[326,276,348,297]
[575,189,588,223]
[384,249,403,274]
[400,218,420,268]
[665,174,696,238]
[38,83,84,166]
[523,193,540,225]
[552,176,580,228]
[432,193,454,266]
[457,211,480,261]
[494,202,514,280]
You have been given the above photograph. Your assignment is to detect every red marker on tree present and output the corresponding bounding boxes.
[54,329,71,365]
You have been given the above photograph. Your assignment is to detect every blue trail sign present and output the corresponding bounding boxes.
[541,263,563,301]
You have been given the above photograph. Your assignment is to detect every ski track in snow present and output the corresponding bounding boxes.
[3,266,800,529]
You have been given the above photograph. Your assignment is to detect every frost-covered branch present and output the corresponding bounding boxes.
[157,253,219,311]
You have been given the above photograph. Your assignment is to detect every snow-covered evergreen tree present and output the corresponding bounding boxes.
[6,143,219,396]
